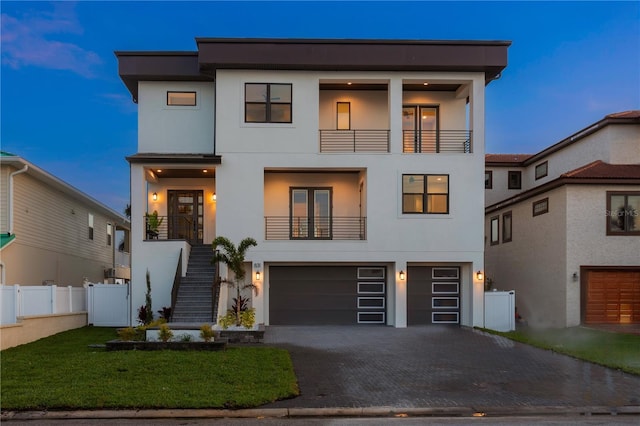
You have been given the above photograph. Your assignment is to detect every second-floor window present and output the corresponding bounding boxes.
[245,83,292,123]
[88,213,94,240]
[485,171,493,189]
[107,223,113,246]
[290,188,332,239]
[508,171,522,190]
[402,174,449,214]
[607,192,640,235]
[535,161,548,180]
[167,91,196,106]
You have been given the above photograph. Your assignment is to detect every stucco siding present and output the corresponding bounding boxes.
[485,186,568,327]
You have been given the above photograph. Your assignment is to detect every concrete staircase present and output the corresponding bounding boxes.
[170,244,219,323]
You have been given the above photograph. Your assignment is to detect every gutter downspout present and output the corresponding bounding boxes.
[8,165,28,235]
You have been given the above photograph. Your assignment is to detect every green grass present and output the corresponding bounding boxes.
[485,326,640,376]
[1,327,299,411]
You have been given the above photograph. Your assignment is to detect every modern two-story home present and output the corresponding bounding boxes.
[0,152,131,286]
[116,38,510,327]
[485,111,640,328]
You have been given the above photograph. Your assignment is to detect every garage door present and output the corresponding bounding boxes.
[585,270,640,324]
[269,266,386,325]
[408,266,460,325]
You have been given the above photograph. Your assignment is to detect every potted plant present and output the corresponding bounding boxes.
[211,236,258,329]
[145,210,163,239]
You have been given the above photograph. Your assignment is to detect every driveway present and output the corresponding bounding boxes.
[262,325,640,411]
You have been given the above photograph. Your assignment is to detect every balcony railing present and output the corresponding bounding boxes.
[265,216,366,240]
[144,215,194,242]
[320,130,390,153]
[403,130,472,153]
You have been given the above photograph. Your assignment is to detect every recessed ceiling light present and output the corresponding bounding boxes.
[156,169,162,173]
[347,82,352,85]
[203,169,208,173]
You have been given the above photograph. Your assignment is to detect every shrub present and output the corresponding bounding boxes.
[158,324,173,342]
[179,333,192,342]
[157,307,172,321]
[241,308,256,329]
[117,327,138,341]
[200,324,215,342]
[218,311,236,330]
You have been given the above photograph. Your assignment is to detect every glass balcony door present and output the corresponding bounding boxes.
[290,188,332,239]
[403,105,438,152]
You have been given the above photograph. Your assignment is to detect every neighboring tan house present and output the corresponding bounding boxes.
[0,152,131,286]
[116,37,510,327]
[485,111,640,328]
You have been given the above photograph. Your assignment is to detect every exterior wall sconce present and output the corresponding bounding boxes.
[476,271,484,281]
[212,193,216,201]
[572,272,578,282]
[255,271,261,281]
[152,192,158,201]
[399,270,405,280]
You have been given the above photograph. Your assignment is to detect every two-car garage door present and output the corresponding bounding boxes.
[584,270,640,324]
[269,266,386,325]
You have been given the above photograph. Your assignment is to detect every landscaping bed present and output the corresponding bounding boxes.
[106,340,226,351]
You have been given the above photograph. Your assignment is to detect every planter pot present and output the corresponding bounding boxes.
[106,340,226,351]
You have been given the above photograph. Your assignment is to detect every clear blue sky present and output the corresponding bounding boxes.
[2,1,638,214]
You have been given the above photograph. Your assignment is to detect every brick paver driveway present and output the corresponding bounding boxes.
[262,325,640,410]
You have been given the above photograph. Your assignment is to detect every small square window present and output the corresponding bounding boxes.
[532,198,549,216]
[167,91,196,106]
[485,170,493,189]
[607,192,640,235]
[402,174,449,214]
[508,171,522,190]
[245,83,292,123]
[535,162,548,180]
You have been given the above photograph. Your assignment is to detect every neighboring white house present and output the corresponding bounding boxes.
[0,152,131,286]
[116,37,510,327]
[485,111,640,328]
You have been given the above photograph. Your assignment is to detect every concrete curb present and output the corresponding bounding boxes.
[2,405,640,420]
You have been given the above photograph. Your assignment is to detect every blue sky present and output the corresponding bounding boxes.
[1,1,638,213]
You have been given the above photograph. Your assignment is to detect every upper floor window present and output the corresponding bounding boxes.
[402,174,449,214]
[167,91,196,106]
[607,192,640,235]
[532,198,549,217]
[337,102,350,130]
[485,171,493,189]
[88,213,94,240]
[107,223,113,246]
[535,161,548,180]
[490,216,499,245]
[502,211,512,243]
[508,170,522,190]
[245,83,292,123]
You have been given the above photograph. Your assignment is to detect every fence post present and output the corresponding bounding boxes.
[16,284,22,317]
[50,285,57,314]
[68,286,73,313]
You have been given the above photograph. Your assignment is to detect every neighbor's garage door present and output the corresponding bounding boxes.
[585,270,640,324]
[408,266,460,325]
[269,266,386,325]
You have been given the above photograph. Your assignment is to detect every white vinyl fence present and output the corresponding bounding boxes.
[87,283,130,327]
[0,285,87,325]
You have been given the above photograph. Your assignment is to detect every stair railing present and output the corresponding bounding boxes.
[169,248,183,321]
[212,249,220,322]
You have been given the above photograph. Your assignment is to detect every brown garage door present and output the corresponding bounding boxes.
[408,266,460,325]
[585,270,640,324]
[269,266,386,325]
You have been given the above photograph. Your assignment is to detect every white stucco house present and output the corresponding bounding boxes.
[0,152,131,286]
[485,111,640,328]
[116,37,510,327]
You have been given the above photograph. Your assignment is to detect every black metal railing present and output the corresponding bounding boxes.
[144,215,194,242]
[320,130,390,153]
[169,248,183,321]
[212,249,220,322]
[265,216,366,240]
[402,130,472,153]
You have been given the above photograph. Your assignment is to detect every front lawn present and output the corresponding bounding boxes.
[488,326,640,376]
[0,327,299,410]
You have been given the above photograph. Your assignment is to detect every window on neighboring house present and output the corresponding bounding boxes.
[245,83,292,123]
[508,171,522,189]
[502,211,512,243]
[88,213,94,240]
[535,161,548,180]
[607,191,640,235]
[402,174,449,214]
[532,198,549,216]
[490,216,499,245]
[290,187,332,239]
[107,223,113,246]
[485,171,493,189]
[167,91,196,106]
[337,102,350,130]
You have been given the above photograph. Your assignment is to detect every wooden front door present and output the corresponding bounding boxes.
[168,190,203,244]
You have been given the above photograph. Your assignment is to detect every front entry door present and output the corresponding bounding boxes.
[168,190,203,244]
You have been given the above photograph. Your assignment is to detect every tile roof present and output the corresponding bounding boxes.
[485,154,533,164]
[562,161,640,179]
[606,110,640,119]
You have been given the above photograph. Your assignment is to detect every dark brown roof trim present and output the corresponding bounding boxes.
[126,153,222,165]
[485,176,640,214]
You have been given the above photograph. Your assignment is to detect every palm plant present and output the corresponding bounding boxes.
[211,236,258,326]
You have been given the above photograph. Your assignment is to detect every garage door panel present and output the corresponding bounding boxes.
[585,270,640,324]
[407,266,460,325]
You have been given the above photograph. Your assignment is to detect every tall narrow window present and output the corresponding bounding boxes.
[490,216,499,245]
[485,170,493,189]
[508,171,522,189]
[502,211,512,243]
[245,83,292,123]
[402,174,449,214]
[607,192,640,235]
[88,213,94,240]
[107,223,113,246]
[337,102,350,130]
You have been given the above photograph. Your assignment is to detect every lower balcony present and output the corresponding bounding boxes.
[265,216,367,240]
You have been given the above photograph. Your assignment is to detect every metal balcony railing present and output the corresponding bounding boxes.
[403,130,472,153]
[320,130,390,153]
[265,216,366,240]
[144,215,194,242]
